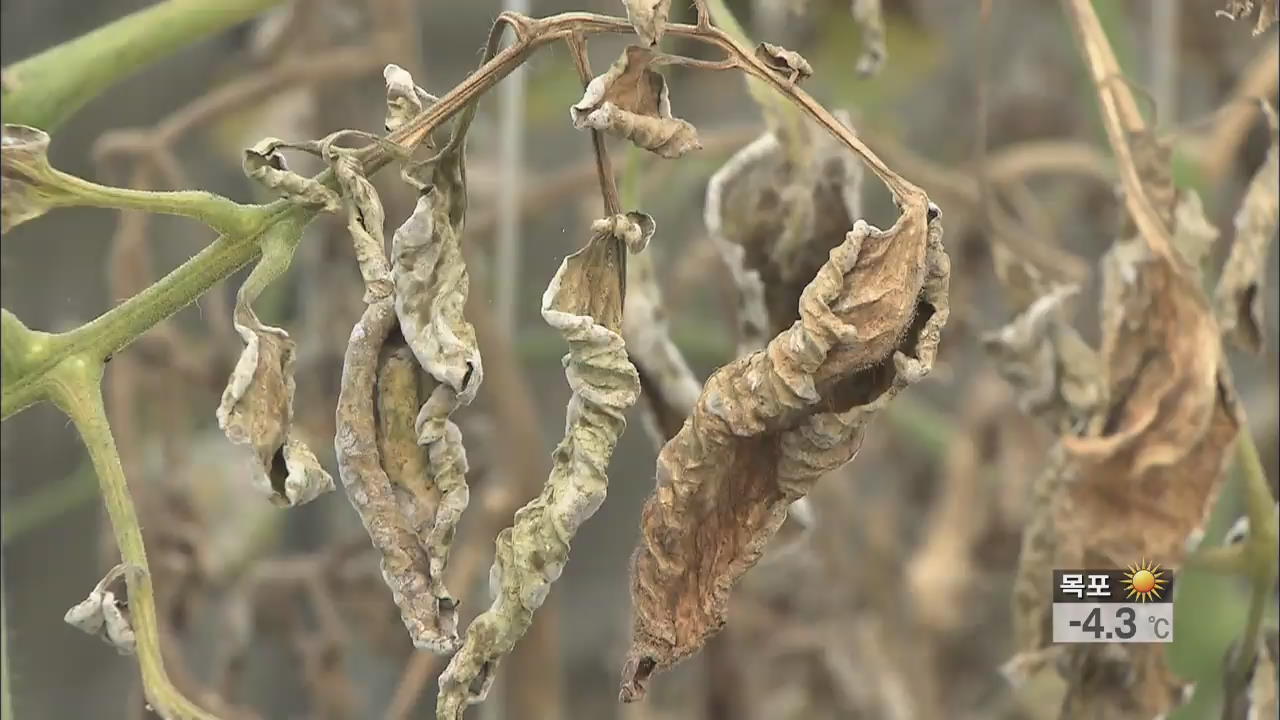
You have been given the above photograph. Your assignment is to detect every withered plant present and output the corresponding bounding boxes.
[1,0,948,717]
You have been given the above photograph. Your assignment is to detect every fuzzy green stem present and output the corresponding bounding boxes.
[1226,427,1279,690]
[48,169,257,237]
[45,355,215,720]
[1,205,310,420]
[1,0,287,131]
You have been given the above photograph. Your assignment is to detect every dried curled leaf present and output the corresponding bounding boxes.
[704,111,865,344]
[755,42,813,84]
[571,46,701,159]
[376,343,438,543]
[383,63,438,134]
[1217,0,1279,34]
[217,293,334,508]
[329,146,393,303]
[1215,105,1278,353]
[851,0,887,76]
[335,299,460,654]
[242,137,340,210]
[1,124,59,233]
[982,284,1104,435]
[621,204,949,701]
[623,0,672,46]
[437,218,644,719]
[64,564,138,655]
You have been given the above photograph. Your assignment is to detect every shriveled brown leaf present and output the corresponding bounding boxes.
[571,46,701,159]
[622,0,672,46]
[217,290,334,508]
[242,137,340,210]
[437,216,644,718]
[621,201,949,701]
[983,283,1104,435]
[1215,104,1278,353]
[1218,0,1279,34]
[375,343,438,545]
[334,298,460,654]
[755,42,813,84]
[1,124,59,233]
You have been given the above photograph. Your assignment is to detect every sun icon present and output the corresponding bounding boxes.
[1123,559,1168,602]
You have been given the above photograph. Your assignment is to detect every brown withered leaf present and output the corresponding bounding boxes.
[243,137,340,210]
[1,124,60,233]
[217,294,334,508]
[1057,131,1242,571]
[571,46,701,159]
[334,298,460,654]
[621,203,949,701]
[375,343,438,544]
[622,0,672,46]
[1215,103,1278,354]
[555,212,654,335]
[755,42,813,84]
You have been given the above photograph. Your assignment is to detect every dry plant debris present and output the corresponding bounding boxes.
[64,563,140,655]
[217,254,335,508]
[621,209,950,701]
[571,46,702,160]
[436,214,646,718]
[242,137,340,211]
[851,0,887,76]
[1217,0,1280,34]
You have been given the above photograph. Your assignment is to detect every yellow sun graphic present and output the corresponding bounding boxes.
[1123,559,1168,602]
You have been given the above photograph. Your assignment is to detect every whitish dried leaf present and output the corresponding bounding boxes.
[1170,190,1219,274]
[437,218,644,718]
[704,112,865,345]
[621,204,949,701]
[217,286,334,508]
[329,147,393,303]
[851,0,887,76]
[755,42,813,84]
[242,137,340,210]
[383,64,438,134]
[64,564,137,655]
[571,46,701,159]
[335,298,460,654]
[623,0,672,46]
[1217,0,1279,34]
[1215,107,1278,353]
[982,284,1104,435]
[1,124,58,233]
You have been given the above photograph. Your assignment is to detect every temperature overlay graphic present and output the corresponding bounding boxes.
[1050,562,1175,644]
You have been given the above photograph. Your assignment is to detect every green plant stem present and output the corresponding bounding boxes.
[1,0,287,131]
[1,205,307,420]
[46,356,215,720]
[1227,426,1279,690]
[48,170,256,237]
